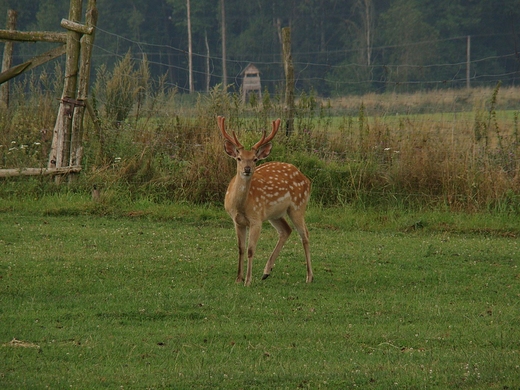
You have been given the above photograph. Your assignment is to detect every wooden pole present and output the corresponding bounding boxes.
[466,35,471,89]
[282,27,295,136]
[0,29,67,43]
[0,9,17,107]
[48,0,83,171]
[205,30,210,92]
[187,0,194,93]
[69,0,97,169]
[220,0,227,90]
[0,45,66,84]
[0,166,81,178]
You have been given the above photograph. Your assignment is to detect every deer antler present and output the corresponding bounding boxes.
[252,118,281,151]
[217,116,243,149]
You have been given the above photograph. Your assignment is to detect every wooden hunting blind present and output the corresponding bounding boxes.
[241,63,262,103]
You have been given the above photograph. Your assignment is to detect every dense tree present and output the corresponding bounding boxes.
[378,0,439,91]
[0,0,518,95]
[326,0,377,94]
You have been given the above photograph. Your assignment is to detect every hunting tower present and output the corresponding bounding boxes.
[241,63,262,103]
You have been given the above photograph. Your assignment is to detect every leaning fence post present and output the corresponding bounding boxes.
[0,9,17,108]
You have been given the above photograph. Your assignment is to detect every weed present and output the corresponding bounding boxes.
[1,61,520,212]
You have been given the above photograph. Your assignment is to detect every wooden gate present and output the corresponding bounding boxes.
[0,0,98,179]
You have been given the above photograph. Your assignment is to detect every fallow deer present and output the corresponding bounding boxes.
[217,116,313,286]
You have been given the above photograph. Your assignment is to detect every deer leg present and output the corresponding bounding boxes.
[262,218,292,280]
[288,211,313,283]
[244,223,262,286]
[235,223,247,284]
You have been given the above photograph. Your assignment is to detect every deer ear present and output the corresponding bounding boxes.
[255,142,273,160]
[224,140,238,158]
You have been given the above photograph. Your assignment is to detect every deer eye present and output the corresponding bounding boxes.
[237,157,241,161]
[253,158,258,162]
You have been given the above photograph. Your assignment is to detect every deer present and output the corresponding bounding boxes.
[217,116,313,286]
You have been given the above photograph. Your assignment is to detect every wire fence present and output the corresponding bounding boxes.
[3,24,520,210]
[5,25,519,147]
[12,26,518,98]
[82,27,520,96]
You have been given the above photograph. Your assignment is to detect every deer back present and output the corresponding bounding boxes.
[229,161,311,222]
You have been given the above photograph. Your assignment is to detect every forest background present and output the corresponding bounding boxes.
[0,0,519,95]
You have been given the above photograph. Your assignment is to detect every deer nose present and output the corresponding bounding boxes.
[244,166,252,174]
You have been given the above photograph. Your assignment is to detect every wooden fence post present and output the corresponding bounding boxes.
[282,27,295,137]
[48,0,83,171]
[0,10,17,107]
[69,0,98,168]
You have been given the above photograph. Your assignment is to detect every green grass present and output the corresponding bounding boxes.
[1,199,519,388]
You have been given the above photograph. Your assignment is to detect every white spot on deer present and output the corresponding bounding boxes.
[276,192,291,204]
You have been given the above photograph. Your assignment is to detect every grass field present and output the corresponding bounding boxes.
[1,199,519,388]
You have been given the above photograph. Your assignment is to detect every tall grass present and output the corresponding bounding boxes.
[1,59,519,212]
[0,65,62,170]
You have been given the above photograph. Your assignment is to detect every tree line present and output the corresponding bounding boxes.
[1,0,519,96]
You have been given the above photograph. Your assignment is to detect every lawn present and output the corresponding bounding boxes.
[1,202,519,388]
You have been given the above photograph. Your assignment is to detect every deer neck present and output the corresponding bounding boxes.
[227,173,253,218]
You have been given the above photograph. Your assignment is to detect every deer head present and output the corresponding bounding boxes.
[217,116,280,178]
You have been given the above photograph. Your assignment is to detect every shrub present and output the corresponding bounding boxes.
[1,60,519,213]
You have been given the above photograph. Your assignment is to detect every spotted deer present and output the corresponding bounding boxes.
[217,116,313,286]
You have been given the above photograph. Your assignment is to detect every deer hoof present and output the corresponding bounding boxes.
[262,274,270,280]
